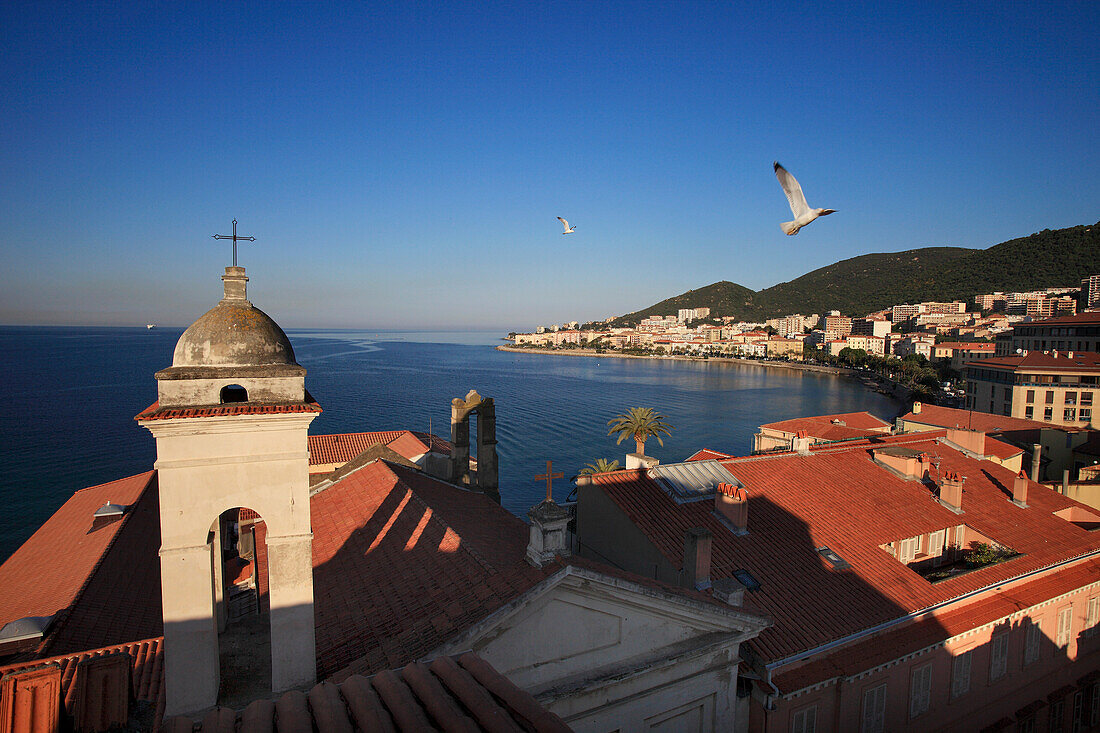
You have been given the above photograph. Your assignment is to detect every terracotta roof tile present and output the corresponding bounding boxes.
[759,411,892,442]
[592,432,1100,664]
[310,460,549,680]
[979,351,1100,371]
[164,653,569,732]
[134,400,322,421]
[308,431,451,466]
[0,472,156,637]
[901,404,1056,436]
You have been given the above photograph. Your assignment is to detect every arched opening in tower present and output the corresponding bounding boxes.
[220,384,248,403]
[213,506,272,707]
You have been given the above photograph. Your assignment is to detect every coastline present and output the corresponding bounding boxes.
[496,344,912,404]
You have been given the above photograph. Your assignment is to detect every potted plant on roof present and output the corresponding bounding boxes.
[607,407,673,457]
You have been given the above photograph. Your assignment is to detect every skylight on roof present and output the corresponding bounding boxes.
[733,568,761,591]
[649,460,741,503]
[816,546,850,570]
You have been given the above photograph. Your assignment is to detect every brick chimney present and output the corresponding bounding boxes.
[792,430,812,455]
[716,482,748,534]
[1030,443,1042,481]
[1012,470,1029,507]
[683,527,712,590]
[946,428,986,458]
[938,470,965,513]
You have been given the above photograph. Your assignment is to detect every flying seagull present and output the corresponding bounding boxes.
[773,161,835,235]
[557,216,576,234]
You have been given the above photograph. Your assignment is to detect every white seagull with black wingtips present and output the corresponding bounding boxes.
[773,161,835,235]
[557,217,576,234]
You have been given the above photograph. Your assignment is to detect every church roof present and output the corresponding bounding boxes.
[309,459,551,679]
[307,430,451,467]
[0,471,159,659]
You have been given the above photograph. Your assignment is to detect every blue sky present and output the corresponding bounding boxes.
[1,1,1097,330]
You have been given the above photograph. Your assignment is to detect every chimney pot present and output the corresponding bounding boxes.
[1030,443,1042,482]
[716,482,748,533]
[1013,470,1029,506]
[938,471,964,512]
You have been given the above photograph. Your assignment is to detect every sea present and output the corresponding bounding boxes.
[0,326,903,561]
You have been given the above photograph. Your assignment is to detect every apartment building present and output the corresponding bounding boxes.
[965,351,1100,428]
[1009,312,1100,355]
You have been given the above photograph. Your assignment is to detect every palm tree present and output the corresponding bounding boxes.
[607,407,673,457]
[579,458,621,475]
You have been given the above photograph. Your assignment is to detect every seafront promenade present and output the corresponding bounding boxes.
[496,344,852,375]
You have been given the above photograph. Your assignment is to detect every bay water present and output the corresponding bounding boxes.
[0,326,902,561]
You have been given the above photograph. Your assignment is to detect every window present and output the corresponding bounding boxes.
[1025,406,1035,419]
[1050,699,1065,732]
[1024,622,1041,665]
[909,664,932,718]
[1026,389,1035,403]
[1066,391,1078,405]
[951,650,971,698]
[989,634,1008,680]
[1091,683,1100,726]
[1065,408,1077,421]
[1018,715,1036,733]
[1082,409,1092,422]
[1072,691,1084,733]
[1057,605,1074,648]
[862,684,886,733]
[899,537,918,564]
[1003,386,1011,402]
[1047,391,1056,403]
[1083,392,1094,406]
[791,705,816,733]
[929,529,946,560]
[1045,407,1054,421]
[1086,596,1099,634]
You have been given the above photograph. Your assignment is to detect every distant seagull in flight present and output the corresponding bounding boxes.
[773,161,835,235]
[557,216,577,234]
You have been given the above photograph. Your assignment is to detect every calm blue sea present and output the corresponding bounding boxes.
[0,326,902,561]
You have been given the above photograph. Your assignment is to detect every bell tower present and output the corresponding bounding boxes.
[137,266,320,715]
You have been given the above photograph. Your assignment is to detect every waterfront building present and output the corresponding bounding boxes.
[575,429,1100,732]
[752,411,891,452]
[822,315,853,340]
[964,351,1100,428]
[930,341,996,370]
[764,336,802,359]
[851,317,892,339]
[1082,275,1100,310]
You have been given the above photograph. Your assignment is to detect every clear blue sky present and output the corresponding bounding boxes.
[1,1,1097,330]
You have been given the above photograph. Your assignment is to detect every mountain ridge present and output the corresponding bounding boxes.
[606,223,1099,326]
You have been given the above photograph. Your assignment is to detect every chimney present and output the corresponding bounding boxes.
[1063,469,1070,495]
[946,428,986,458]
[1012,470,1029,507]
[525,498,572,568]
[1030,443,1042,482]
[938,470,965,513]
[711,577,746,607]
[683,528,712,590]
[715,482,748,534]
[792,430,812,455]
[912,401,923,414]
[918,452,932,479]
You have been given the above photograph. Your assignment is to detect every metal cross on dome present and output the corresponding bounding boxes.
[212,219,256,267]
[534,460,563,503]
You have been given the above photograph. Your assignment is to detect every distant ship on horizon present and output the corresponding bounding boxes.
[146,324,157,330]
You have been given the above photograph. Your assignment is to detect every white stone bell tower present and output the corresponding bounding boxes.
[137,266,319,715]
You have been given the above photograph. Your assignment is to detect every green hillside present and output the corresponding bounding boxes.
[608,222,1099,326]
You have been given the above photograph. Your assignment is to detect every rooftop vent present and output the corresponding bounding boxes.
[91,501,128,531]
[732,568,761,591]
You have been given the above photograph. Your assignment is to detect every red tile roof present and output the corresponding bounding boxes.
[307,430,451,466]
[591,433,1100,664]
[135,400,323,421]
[310,460,551,679]
[772,558,1100,693]
[759,411,892,442]
[0,472,157,640]
[984,436,1024,460]
[1018,312,1100,327]
[977,351,1100,371]
[901,404,1056,435]
[162,653,571,733]
[936,342,996,351]
[0,637,165,727]
[686,448,734,462]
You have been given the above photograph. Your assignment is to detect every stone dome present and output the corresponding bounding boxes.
[171,267,298,368]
